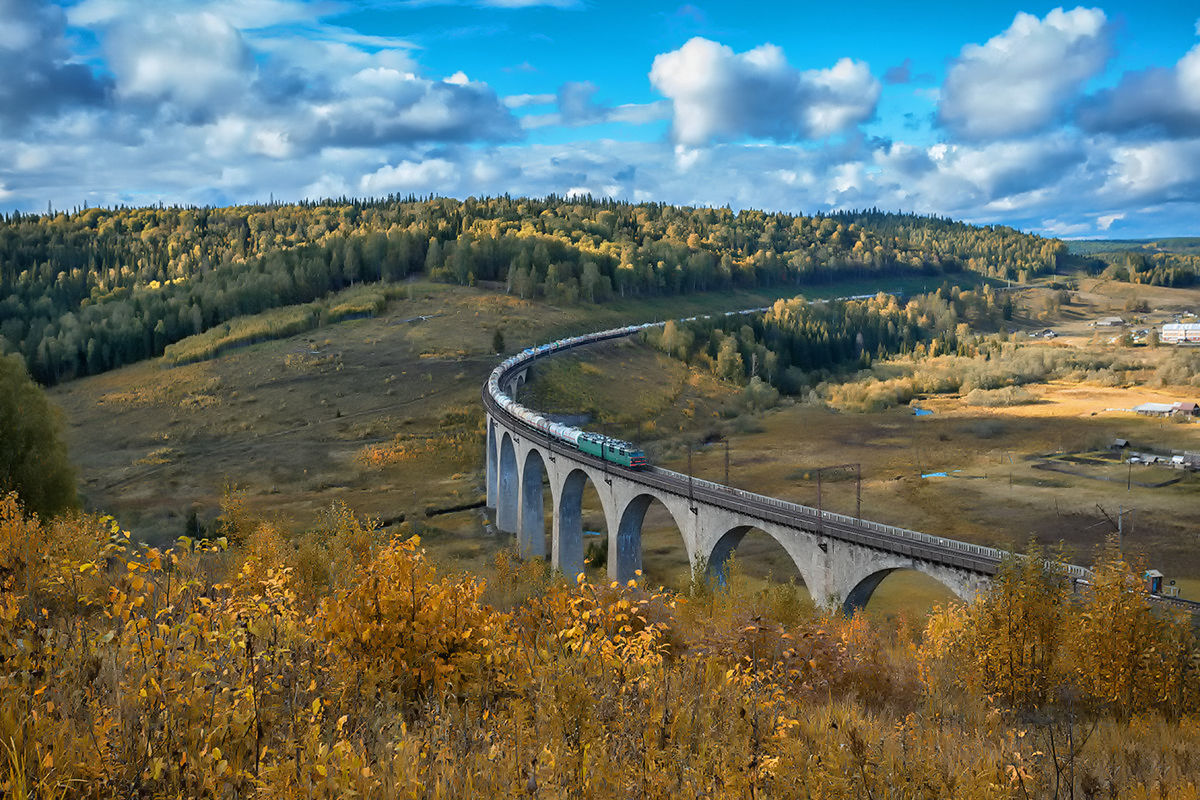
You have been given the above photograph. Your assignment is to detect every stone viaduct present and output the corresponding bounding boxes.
[479,331,1070,614]
[478,318,1200,616]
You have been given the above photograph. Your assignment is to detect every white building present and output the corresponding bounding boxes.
[1161,323,1200,344]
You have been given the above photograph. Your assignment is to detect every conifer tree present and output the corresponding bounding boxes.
[0,354,76,517]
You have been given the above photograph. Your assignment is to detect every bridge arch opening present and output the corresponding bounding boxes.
[556,468,612,582]
[706,525,814,607]
[843,568,961,620]
[614,493,690,588]
[497,432,519,534]
[519,448,550,559]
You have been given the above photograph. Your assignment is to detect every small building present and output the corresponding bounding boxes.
[1112,438,1130,449]
[1162,322,1200,344]
[1173,401,1199,416]
[1094,316,1125,327]
[1134,402,1175,417]
[1145,570,1164,594]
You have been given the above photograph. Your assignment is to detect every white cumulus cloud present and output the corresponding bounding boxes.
[360,158,459,194]
[1105,139,1200,199]
[105,11,253,119]
[938,7,1112,140]
[649,37,880,146]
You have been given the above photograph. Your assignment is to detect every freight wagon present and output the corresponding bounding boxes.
[487,308,770,470]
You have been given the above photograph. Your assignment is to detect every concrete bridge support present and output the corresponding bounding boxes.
[485,419,497,509]
[503,369,527,400]
[496,431,519,534]
[518,449,547,559]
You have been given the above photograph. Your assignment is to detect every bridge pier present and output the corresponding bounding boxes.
[503,368,527,399]
[485,419,497,509]
[552,469,590,579]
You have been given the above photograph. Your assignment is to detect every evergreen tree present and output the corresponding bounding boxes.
[0,354,76,517]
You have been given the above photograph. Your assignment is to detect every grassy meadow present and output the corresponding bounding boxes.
[48,275,1200,620]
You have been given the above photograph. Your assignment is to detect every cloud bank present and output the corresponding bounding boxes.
[4,2,1200,238]
[649,37,881,145]
[938,7,1111,140]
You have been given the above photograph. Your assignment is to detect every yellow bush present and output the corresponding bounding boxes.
[2,495,1198,799]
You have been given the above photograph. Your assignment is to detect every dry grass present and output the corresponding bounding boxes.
[49,282,804,555]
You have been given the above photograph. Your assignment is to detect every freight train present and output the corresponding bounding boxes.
[487,309,769,470]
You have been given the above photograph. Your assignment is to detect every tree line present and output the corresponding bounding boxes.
[650,284,1011,394]
[2,196,1060,385]
[1089,249,1200,287]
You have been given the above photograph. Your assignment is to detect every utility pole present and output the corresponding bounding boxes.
[687,442,697,513]
[813,463,862,522]
[1096,504,1135,553]
[856,462,862,519]
[816,468,822,526]
[601,422,612,484]
[724,437,730,486]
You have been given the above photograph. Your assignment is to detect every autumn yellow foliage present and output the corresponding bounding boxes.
[1,492,1197,799]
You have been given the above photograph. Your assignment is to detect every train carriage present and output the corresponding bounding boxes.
[488,309,772,471]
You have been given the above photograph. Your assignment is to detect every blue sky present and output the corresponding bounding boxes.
[4,1,1200,238]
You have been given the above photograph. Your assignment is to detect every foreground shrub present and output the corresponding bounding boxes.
[1,498,1198,798]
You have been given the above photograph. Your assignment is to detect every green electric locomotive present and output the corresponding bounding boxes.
[576,432,648,469]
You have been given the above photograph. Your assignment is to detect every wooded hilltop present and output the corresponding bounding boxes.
[1,197,1066,384]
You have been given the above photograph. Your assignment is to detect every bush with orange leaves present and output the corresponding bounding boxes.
[2,490,1200,799]
[920,539,1200,720]
[320,534,505,708]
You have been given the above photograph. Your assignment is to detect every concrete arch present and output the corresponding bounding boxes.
[519,448,548,559]
[553,467,616,581]
[497,431,519,534]
[487,407,1001,616]
[840,558,979,615]
[505,370,528,399]
[705,524,820,595]
[612,492,693,584]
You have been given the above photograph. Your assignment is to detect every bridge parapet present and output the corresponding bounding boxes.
[656,468,1006,563]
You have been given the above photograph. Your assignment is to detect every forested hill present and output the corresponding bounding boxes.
[0,196,1065,385]
[1065,237,1200,288]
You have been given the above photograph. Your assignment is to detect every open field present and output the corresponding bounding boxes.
[50,281,819,549]
[1006,275,1199,341]
[49,275,1200,619]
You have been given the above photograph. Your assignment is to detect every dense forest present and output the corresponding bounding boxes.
[650,285,1010,394]
[1090,250,1200,287]
[0,197,1065,385]
[0,354,75,518]
[1066,237,1200,286]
